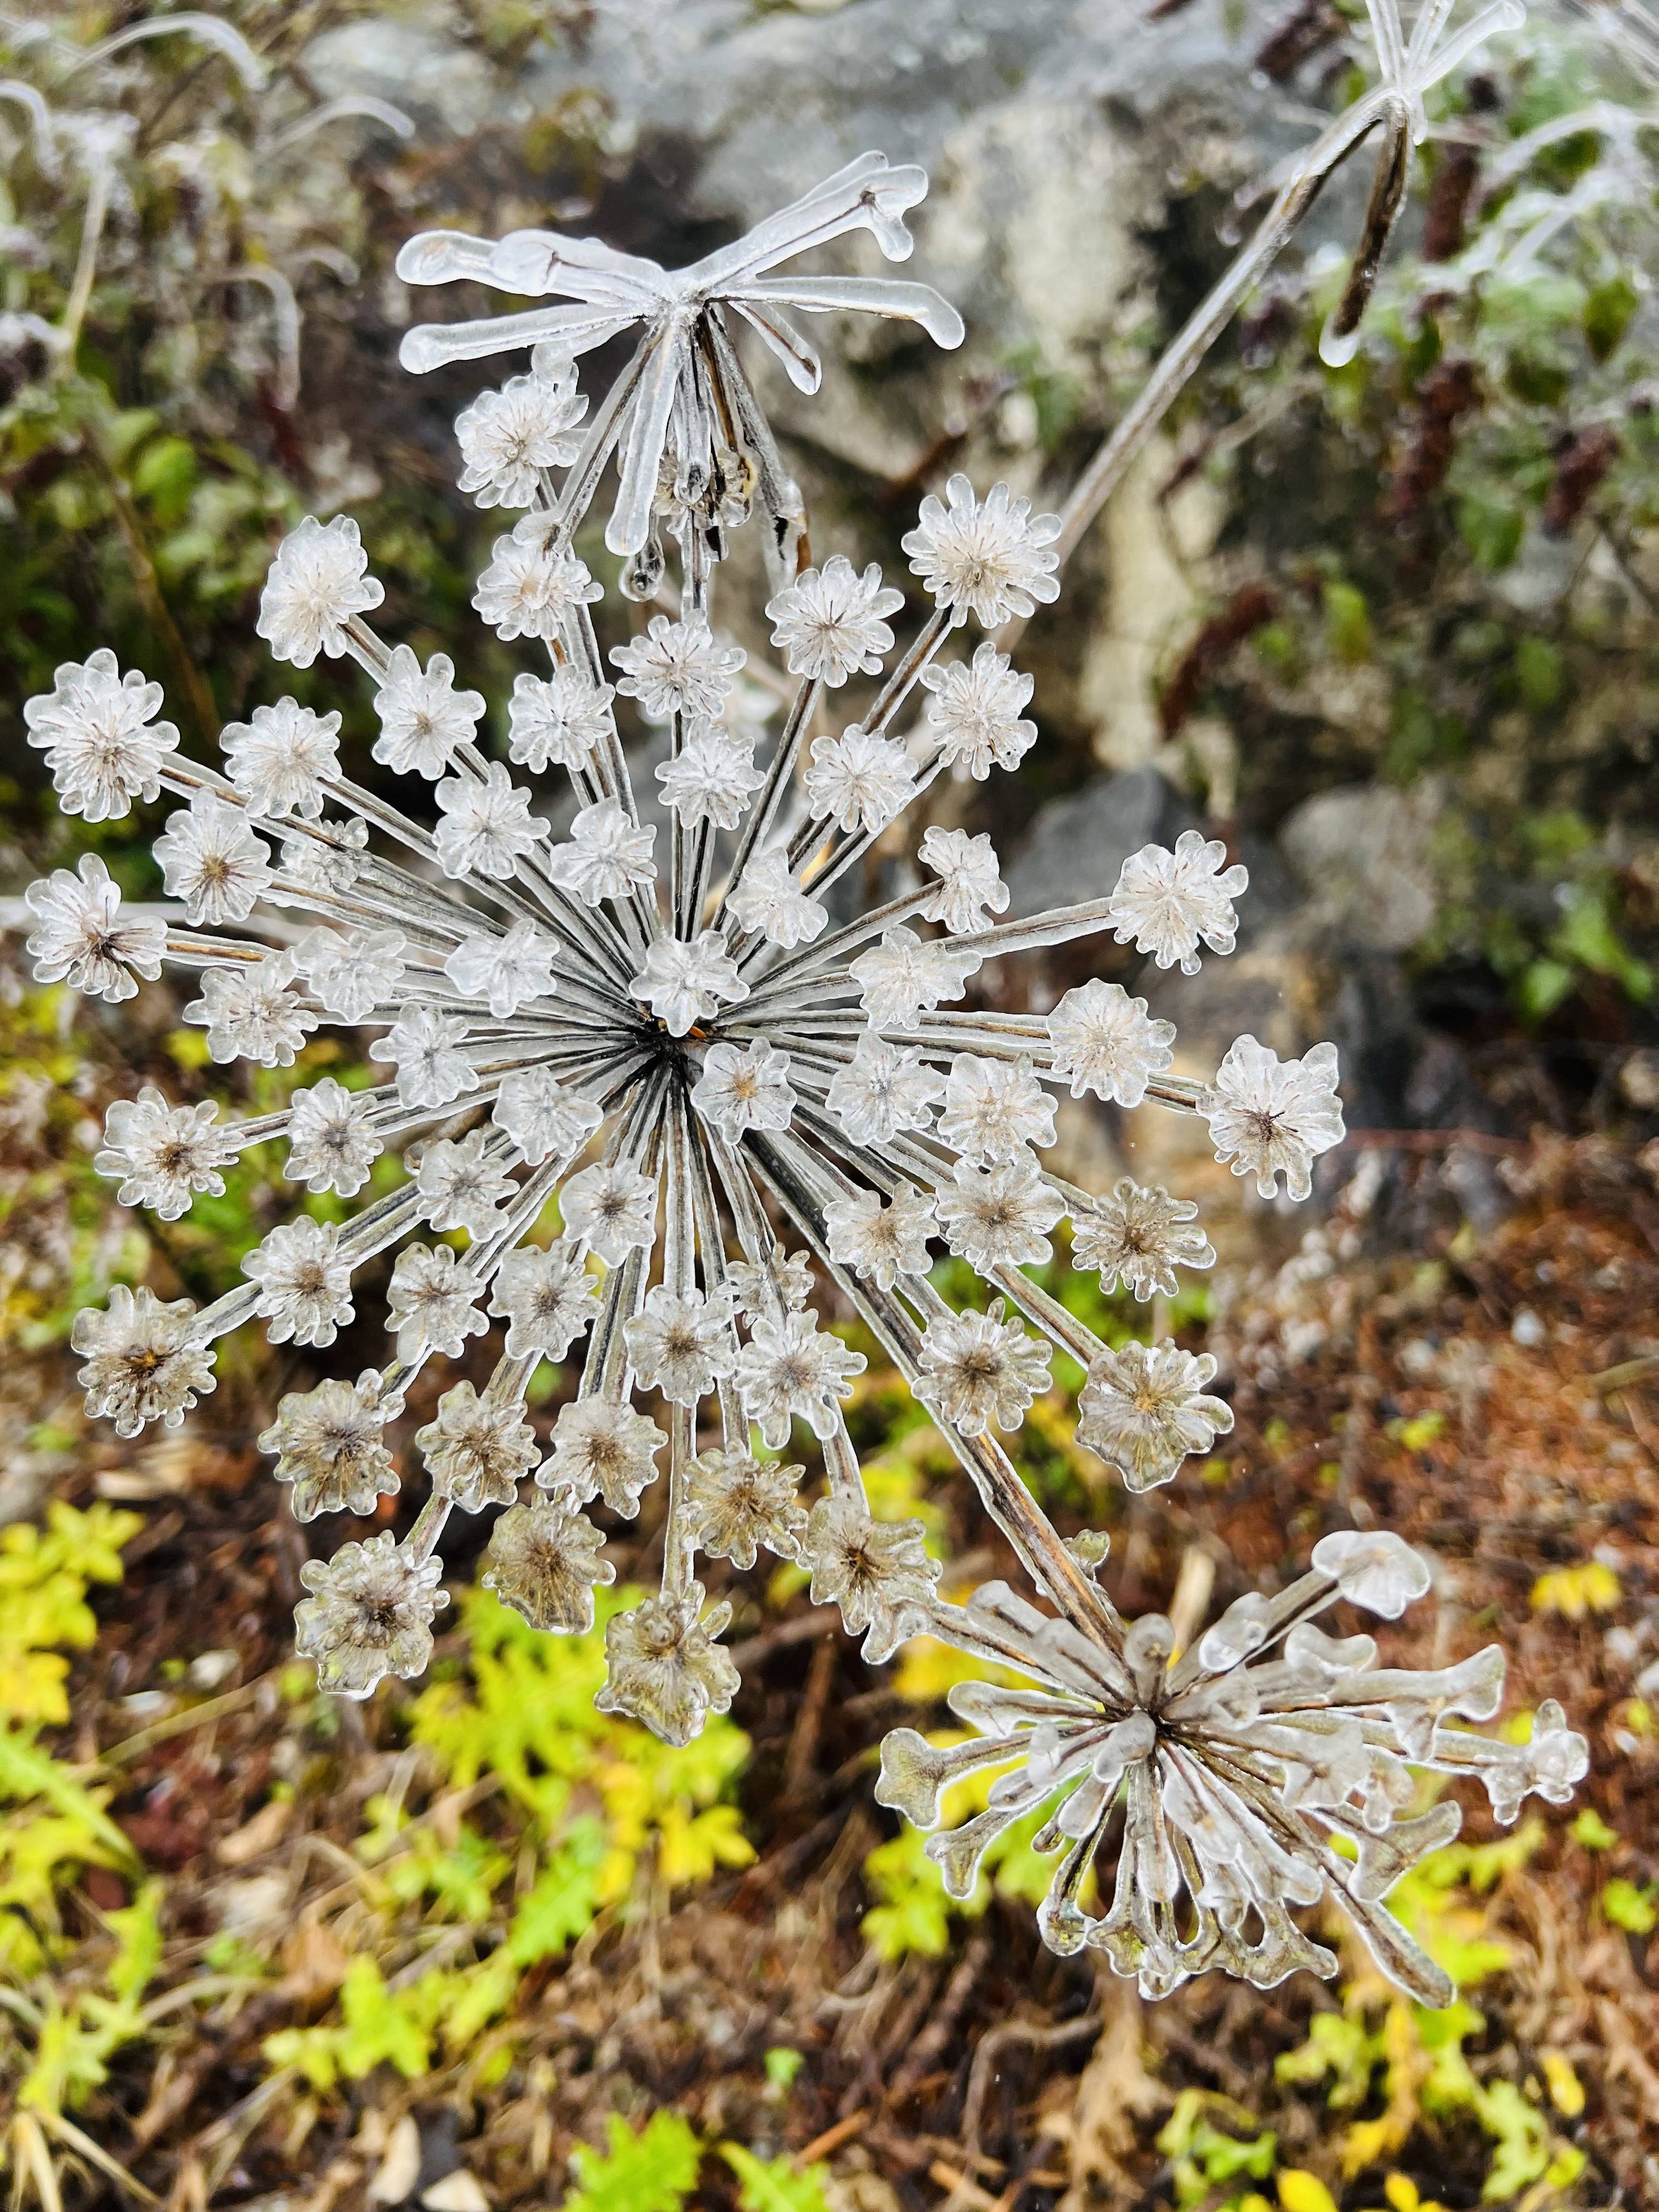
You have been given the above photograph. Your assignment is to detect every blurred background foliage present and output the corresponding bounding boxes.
[2,2,1658,2208]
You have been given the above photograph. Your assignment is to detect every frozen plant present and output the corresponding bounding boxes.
[27,127,1585,1996]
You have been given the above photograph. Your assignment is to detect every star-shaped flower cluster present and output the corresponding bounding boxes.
[25,152,1583,1997]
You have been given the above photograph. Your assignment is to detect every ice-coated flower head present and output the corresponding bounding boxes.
[184,952,315,1068]
[415,1382,538,1513]
[24,650,179,821]
[1204,1036,1346,1202]
[284,1077,383,1197]
[735,1308,866,1447]
[629,930,748,1036]
[826,1036,945,1146]
[545,798,657,906]
[294,1532,447,1700]
[802,1496,940,1663]
[684,1448,807,1570]
[95,1089,236,1220]
[901,473,1061,628]
[433,761,549,881]
[936,1054,1056,1165]
[295,928,407,1023]
[472,514,603,641]
[258,515,383,668]
[873,1533,1586,2003]
[444,919,559,1020]
[482,1496,614,1635]
[72,1286,216,1439]
[506,668,614,773]
[920,642,1036,780]
[690,1040,796,1144]
[154,793,272,927]
[726,848,827,948]
[1108,831,1250,977]
[42,167,1582,2001]
[260,1371,398,1522]
[656,727,764,831]
[492,1068,603,1169]
[917,1299,1052,1436]
[624,1285,737,1406]
[560,1161,657,1265]
[456,359,588,507]
[24,856,166,1004]
[1077,1339,1234,1490]
[1072,1178,1216,1302]
[803,725,918,833]
[386,1243,488,1364]
[489,1241,601,1361]
[611,614,745,724]
[1046,980,1175,1107]
[825,1183,937,1291]
[936,1148,1065,1271]
[850,927,981,1030]
[766,555,904,685]
[370,1005,481,1110]
[372,646,486,778]
[596,1584,740,1747]
[544,1395,666,1518]
[221,699,342,819]
[245,1217,355,1348]
[918,826,1009,935]
[414,1129,516,1237]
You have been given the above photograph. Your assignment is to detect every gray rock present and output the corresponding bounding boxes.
[1001,765,1194,918]
[1278,782,1438,955]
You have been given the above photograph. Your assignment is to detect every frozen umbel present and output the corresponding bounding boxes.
[24,146,1584,2003]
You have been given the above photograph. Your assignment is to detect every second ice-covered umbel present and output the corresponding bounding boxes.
[25,152,1585,1997]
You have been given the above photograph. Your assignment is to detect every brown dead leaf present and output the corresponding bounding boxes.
[216,1796,291,1865]
[1057,1980,1168,2210]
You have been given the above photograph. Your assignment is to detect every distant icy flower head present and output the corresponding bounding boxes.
[625,1284,738,1406]
[444,919,560,1020]
[184,952,315,1068]
[629,930,748,1036]
[802,1497,940,1663]
[434,761,549,880]
[1072,1178,1216,1302]
[222,699,342,818]
[684,1448,807,1570]
[937,1149,1065,1271]
[245,1217,356,1348]
[766,556,905,685]
[387,1243,487,1364]
[546,798,657,906]
[612,614,746,723]
[826,1036,945,1146]
[1109,832,1250,977]
[71,1286,215,1438]
[506,668,613,772]
[24,650,178,821]
[260,1372,398,1522]
[482,1496,614,1634]
[545,1396,664,1517]
[596,1584,740,1747]
[492,1068,602,1169]
[937,1055,1055,1164]
[1078,1339,1234,1489]
[295,929,405,1023]
[370,1005,480,1109]
[656,727,763,831]
[726,848,827,948]
[850,928,980,1029]
[416,1382,538,1513]
[456,357,588,508]
[735,1308,866,1448]
[825,1183,937,1291]
[284,1079,383,1197]
[489,1242,601,1361]
[1204,1036,1346,1201]
[921,642,1037,780]
[154,793,272,926]
[95,1088,236,1220]
[804,726,918,833]
[1047,981,1175,1107]
[257,516,383,668]
[414,1130,516,1238]
[24,856,165,1003]
[559,1161,658,1266]
[902,474,1062,628]
[918,826,1008,934]
[691,1040,796,1143]
[373,647,486,777]
[294,1532,447,1699]
[473,515,603,641]
[917,1300,1051,1436]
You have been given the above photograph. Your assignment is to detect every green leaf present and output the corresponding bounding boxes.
[764,2046,805,2092]
[1600,1878,1659,1934]
[1458,490,1525,572]
[1571,1808,1618,1852]
[563,2112,703,2212]
[1322,579,1373,664]
[721,2142,833,2212]
[507,1819,607,1965]
[1584,275,1639,363]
